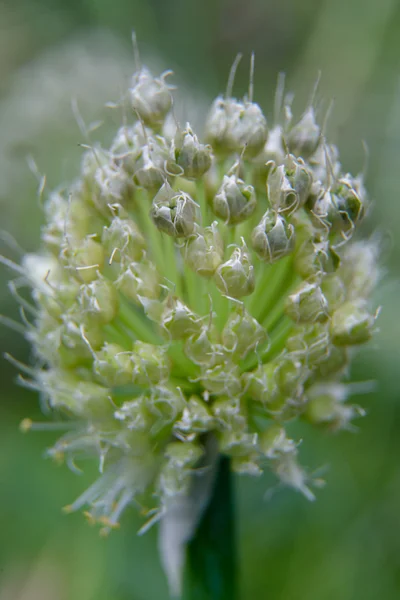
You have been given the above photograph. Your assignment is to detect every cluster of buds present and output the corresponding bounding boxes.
[3,50,379,541]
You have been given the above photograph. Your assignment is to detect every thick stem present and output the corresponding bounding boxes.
[183,456,237,600]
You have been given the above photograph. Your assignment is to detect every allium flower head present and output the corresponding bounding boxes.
[3,50,379,549]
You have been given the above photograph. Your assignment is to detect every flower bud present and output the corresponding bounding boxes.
[159,441,204,497]
[267,159,311,215]
[93,342,133,386]
[114,396,153,432]
[285,281,329,323]
[330,300,375,345]
[184,327,220,367]
[243,362,277,404]
[201,362,242,397]
[161,297,201,340]
[102,217,146,263]
[110,122,148,174]
[212,174,256,224]
[60,237,105,283]
[316,345,348,378]
[151,183,199,238]
[130,67,172,128]
[215,240,255,298]
[222,308,266,359]
[338,240,379,301]
[251,211,295,263]
[183,222,224,277]
[170,123,213,180]
[285,323,330,366]
[294,236,340,278]
[305,383,364,431]
[133,137,169,191]
[174,396,215,435]
[116,261,159,301]
[78,278,119,324]
[205,96,267,157]
[287,107,321,158]
[131,341,170,385]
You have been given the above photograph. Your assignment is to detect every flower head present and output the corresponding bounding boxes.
[3,52,379,542]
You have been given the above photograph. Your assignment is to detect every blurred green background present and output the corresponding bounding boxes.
[1,0,400,598]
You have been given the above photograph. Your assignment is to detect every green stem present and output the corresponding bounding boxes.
[183,456,237,600]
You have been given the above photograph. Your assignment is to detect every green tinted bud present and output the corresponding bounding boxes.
[94,162,134,203]
[243,363,277,404]
[116,260,159,301]
[161,297,201,340]
[316,345,348,378]
[151,183,198,238]
[174,396,215,435]
[330,300,375,345]
[201,362,242,396]
[294,236,340,278]
[334,176,365,225]
[114,396,153,432]
[171,123,213,179]
[184,327,217,366]
[338,240,379,300]
[285,281,329,323]
[183,222,224,277]
[78,278,119,324]
[213,174,256,224]
[267,163,296,214]
[305,383,364,431]
[130,67,172,127]
[274,353,307,396]
[252,211,295,263]
[287,107,320,158]
[285,155,313,207]
[259,424,296,459]
[131,341,170,385]
[102,217,146,263]
[133,137,168,191]
[93,342,133,386]
[222,307,266,359]
[60,237,105,283]
[39,369,110,418]
[205,96,267,156]
[215,240,255,298]
[286,323,330,366]
[320,274,346,312]
[110,123,147,174]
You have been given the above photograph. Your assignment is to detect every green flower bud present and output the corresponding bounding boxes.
[222,307,266,359]
[338,240,379,300]
[243,362,277,405]
[116,261,159,301]
[174,395,215,435]
[114,396,153,432]
[305,383,364,431]
[102,217,146,264]
[183,222,224,277]
[294,235,340,278]
[201,362,242,397]
[320,274,346,312]
[205,96,267,157]
[184,327,217,367]
[286,323,330,366]
[151,183,199,238]
[94,161,134,203]
[215,240,255,298]
[130,67,172,128]
[252,211,295,263]
[212,174,256,224]
[267,163,297,215]
[285,155,313,207]
[330,300,375,345]
[39,369,111,418]
[171,123,213,180]
[285,281,329,323]
[161,297,201,340]
[110,123,147,174]
[316,345,349,378]
[131,341,170,385]
[78,278,119,324]
[287,107,321,158]
[133,136,169,191]
[60,237,105,283]
[93,342,133,386]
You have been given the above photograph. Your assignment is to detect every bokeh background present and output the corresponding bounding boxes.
[1,0,400,598]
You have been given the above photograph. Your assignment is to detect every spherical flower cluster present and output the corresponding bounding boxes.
[5,53,378,536]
